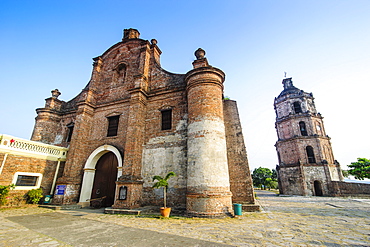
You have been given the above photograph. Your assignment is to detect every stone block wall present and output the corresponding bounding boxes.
[302,165,330,195]
[328,164,343,181]
[331,181,370,196]
[276,137,333,166]
[278,165,304,195]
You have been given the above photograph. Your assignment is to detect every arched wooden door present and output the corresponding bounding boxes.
[91,152,118,207]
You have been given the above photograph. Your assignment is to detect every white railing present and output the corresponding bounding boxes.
[0,134,68,161]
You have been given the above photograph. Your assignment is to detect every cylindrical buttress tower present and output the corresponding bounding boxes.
[185,48,232,217]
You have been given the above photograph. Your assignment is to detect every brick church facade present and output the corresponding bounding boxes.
[30,29,256,217]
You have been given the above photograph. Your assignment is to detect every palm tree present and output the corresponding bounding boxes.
[152,171,176,208]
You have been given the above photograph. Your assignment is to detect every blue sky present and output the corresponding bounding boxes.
[1,0,369,170]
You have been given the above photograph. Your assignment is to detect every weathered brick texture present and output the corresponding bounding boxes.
[223,100,255,204]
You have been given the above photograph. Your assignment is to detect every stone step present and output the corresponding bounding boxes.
[39,204,82,210]
[39,205,62,210]
[105,208,141,215]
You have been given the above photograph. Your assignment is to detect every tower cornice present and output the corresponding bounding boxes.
[275,112,323,123]
[185,67,225,93]
[275,135,331,144]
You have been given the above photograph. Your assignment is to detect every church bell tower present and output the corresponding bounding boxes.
[274,78,343,196]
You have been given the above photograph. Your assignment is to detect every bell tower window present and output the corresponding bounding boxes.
[293,102,302,114]
[299,121,308,136]
[306,146,316,163]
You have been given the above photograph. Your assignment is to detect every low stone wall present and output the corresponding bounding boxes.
[332,181,370,196]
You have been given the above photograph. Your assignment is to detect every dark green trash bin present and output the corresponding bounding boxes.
[43,195,52,204]
[233,203,242,216]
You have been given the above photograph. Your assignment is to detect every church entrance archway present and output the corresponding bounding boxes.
[91,152,118,207]
[314,180,323,196]
[79,145,123,207]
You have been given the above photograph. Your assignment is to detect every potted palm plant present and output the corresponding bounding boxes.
[152,171,176,217]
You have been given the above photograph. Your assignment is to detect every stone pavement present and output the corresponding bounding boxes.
[0,190,369,246]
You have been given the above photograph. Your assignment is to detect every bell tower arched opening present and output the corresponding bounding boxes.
[306,146,316,163]
[299,121,308,136]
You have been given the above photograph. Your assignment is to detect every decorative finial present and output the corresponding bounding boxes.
[195,48,206,60]
[284,72,287,78]
[151,39,157,45]
[51,89,61,99]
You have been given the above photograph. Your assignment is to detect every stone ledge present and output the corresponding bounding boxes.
[39,204,82,210]
[105,208,141,215]
[60,204,82,210]
[242,204,261,212]
[39,205,62,210]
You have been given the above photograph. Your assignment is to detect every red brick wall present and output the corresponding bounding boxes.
[0,153,63,196]
[223,100,255,204]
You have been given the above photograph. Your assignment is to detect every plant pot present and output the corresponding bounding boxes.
[160,207,171,217]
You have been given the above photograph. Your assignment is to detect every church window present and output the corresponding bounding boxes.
[299,121,308,136]
[306,146,316,163]
[293,102,302,114]
[161,109,172,130]
[107,115,120,137]
[66,124,74,142]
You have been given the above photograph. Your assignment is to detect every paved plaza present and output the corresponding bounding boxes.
[0,190,369,246]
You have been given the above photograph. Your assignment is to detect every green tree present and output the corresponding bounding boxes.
[342,170,349,178]
[252,167,272,189]
[348,158,370,180]
[272,169,278,180]
[152,171,176,208]
[265,178,278,190]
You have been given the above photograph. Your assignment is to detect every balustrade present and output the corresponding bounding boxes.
[0,134,68,161]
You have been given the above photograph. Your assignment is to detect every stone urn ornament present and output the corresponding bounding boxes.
[195,48,206,60]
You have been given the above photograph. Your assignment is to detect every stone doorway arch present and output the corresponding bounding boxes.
[79,145,123,207]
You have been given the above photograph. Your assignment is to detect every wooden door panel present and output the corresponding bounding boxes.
[91,152,118,207]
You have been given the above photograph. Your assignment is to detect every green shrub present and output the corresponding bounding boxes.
[0,184,15,206]
[26,188,43,204]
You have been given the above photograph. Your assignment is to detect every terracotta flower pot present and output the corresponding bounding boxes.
[160,207,171,217]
